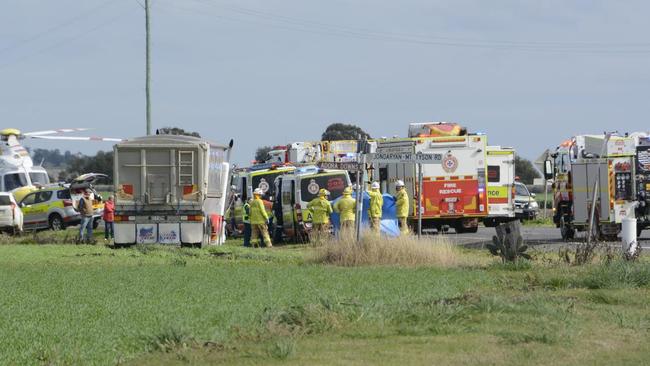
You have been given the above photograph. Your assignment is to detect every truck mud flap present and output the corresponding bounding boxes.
[114,223,136,244]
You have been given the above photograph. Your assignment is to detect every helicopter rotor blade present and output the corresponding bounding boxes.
[23,128,91,137]
[29,135,123,142]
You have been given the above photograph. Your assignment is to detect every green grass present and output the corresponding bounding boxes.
[0,242,648,365]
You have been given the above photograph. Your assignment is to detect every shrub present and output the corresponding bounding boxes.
[311,235,461,267]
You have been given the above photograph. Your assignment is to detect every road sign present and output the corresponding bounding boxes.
[317,161,362,171]
[368,152,442,164]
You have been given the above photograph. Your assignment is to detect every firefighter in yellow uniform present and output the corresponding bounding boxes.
[250,188,272,248]
[395,180,410,234]
[334,186,356,237]
[307,189,333,243]
[368,182,383,233]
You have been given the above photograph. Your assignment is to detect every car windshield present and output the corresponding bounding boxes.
[0,196,12,206]
[515,184,529,196]
[300,173,348,202]
[29,172,49,185]
[4,173,28,191]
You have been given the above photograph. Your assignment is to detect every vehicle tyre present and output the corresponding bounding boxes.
[49,214,64,231]
[464,225,478,234]
[92,218,100,230]
[560,216,575,240]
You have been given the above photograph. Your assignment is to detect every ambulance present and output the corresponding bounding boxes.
[484,146,516,227]
[374,122,488,233]
[546,134,636,240]
[273,166,351,242]
[226,163,295,236]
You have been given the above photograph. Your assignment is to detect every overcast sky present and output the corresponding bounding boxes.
[2,0,650,165]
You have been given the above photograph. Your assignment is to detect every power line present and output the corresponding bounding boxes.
[0,0,119,56]
[167,0,650,54]
[0,7,134,70]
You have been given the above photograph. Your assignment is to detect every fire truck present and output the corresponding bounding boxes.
[547,134,637,240]
[264,140,375,182]
[631,133,650,235]
[374,123,488,233]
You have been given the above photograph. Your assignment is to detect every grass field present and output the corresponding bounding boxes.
[0,237,649,365]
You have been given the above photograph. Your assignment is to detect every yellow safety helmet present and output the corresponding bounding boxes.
[343,187,352,195]
[319,188,330,197]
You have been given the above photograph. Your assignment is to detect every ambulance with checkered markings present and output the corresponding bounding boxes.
[483,146,516,227]
[112,135,233,247]
[374,122,488,233]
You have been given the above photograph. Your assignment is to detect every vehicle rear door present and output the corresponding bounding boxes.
[281,178,296,235]
[487,149,515,218]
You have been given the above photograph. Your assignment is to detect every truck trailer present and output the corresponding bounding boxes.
[113,135,233,247]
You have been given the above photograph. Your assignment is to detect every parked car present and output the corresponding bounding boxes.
[19,182,104,231]
[0,192,23,234]
[514,181,539,220]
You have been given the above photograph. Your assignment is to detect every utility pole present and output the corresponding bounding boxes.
[145,0,152,135]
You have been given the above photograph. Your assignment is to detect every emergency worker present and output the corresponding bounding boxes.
[250,188,272,247]
[395,180,410,234]
[334,186,356,237]
[307,188,333,243]
[368,182,383,233]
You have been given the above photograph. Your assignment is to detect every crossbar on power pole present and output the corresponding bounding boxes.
[145,0,152,135]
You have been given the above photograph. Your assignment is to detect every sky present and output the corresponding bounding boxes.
[2,0,650,166]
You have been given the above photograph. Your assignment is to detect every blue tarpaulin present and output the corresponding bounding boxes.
[329,192,400,237]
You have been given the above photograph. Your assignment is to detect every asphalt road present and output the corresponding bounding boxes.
[434,226,650,251]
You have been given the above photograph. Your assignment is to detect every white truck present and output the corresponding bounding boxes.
[113,135,233,247]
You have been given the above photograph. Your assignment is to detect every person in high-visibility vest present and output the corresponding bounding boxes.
[368,182,383,233]
[307,188,333,243]
[242,198,252,247]
[250,188,272,247]
[334,186,356,237]
[395,180,410,234]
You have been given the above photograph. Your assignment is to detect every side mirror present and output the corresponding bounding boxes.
[20,202,25,208]
[544,160,553,180]
[531,193,536,198]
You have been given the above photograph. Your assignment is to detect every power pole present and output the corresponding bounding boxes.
[145,0,152,135]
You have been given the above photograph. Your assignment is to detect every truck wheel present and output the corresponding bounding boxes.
[464,226,478,234]
[92,218,100,230]
[560,217,575,240]
[49,214,64,231]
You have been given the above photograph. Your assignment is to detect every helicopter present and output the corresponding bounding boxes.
[0,128,122,192]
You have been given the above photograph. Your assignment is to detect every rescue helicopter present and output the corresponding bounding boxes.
[0,128,122,192]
